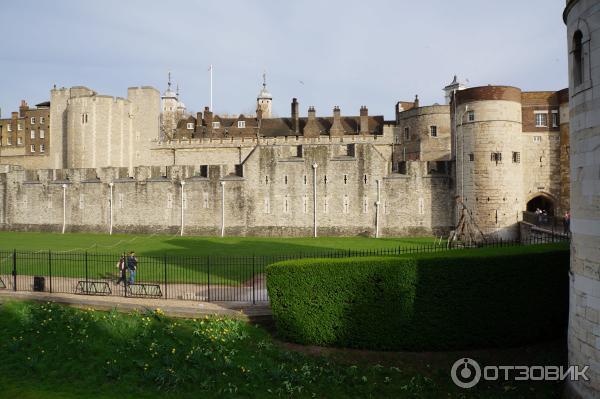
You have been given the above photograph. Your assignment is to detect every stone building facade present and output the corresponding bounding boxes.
[564,0,600,397]
[0,100,50,160]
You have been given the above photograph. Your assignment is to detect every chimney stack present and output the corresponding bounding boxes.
[204,106,213,135]
[303,106,319,138]
[291,98,299,133]
[308,106,316,120]
[330,106,344,137]
[19,100,28,117]
[359,106,369,134]
[414,95,419,109]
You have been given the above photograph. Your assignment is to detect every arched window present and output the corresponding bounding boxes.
[573,30,583,86]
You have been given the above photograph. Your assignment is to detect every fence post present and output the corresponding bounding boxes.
[48,250,52,293]
[163,254,168,300]
[85,251,89,290]
[12,249,16,292]
[252,254,256,305]
[207,256,210,302]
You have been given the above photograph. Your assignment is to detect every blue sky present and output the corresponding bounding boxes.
[0,0,568,120]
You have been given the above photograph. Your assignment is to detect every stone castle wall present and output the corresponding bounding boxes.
[564,0,600,397]
[0,142,454,237]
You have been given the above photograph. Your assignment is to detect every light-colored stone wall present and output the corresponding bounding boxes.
[0,142,454,237]
[564,0,600,397]
[455,93,524,239]
[394,105,451,162]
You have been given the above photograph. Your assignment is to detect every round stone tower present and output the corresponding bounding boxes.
[454,86,524,239]
[564,0,600,397]
[257,73,272,118]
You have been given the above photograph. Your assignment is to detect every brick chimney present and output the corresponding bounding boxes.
[360,106,369,134]
[303,106,319,138]
[19,100,28,117]
[291,98,299,133]
[330,106,344,137]
[413,95,419,109]
[203,106,213,135]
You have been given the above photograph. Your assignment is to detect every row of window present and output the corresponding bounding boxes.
[466,152,520,163]
[535,111,559,128]
[402,125,439,140]
[5,117,47,131]
[186,121,247,130]
[30,144,45,153]
[30,130,45,139]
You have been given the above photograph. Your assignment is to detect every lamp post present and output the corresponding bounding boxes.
[375,179,381,238]
[180,180,186,236]
[62,184,67,234]
[312,163,318,238]
[220,181,225,237]
[109,182,114,235]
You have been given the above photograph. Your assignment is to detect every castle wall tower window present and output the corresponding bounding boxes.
[430,126,438,137]
[490,152,502,164]
[512,152,520,163]
[404,127,410,140]
[533,136,542,143]
[573,30,583,87]
[81,114,88,124]
[552,111,559,127]
[284,175,288,185]
[468,153,474,162]
[237,121,246,128]
[283,195,289,214]
[535,112,548,127]
[467,111,475,122]
[296,145,303,158]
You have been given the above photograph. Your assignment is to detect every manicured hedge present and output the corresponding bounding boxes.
[266,244,569,351]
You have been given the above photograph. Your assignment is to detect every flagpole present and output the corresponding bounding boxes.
[210,64,213,111]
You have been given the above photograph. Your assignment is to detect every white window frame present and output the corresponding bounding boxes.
[212,121,220,129]
[467,110,475,122]
[39,116,45,124]
[430,125,438,137]
[30,117,35,124]
[30,130,35,139]
[40,144,45,153]
[551,110,559,127]
[533,136,542,143]
[30,144,35,152]
[534,111,548,127]
[17,137,22,145]
[186,122,194,130]
[17,123,22,131]
[237,120,246,128]
[39,129,45,139]
[7,124,11,132]
[6,137,12,145]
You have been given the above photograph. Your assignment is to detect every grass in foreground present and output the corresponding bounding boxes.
[0,301,564,398]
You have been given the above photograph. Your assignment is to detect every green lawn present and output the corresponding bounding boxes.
[0,300,564,398]
[0,232,439,285]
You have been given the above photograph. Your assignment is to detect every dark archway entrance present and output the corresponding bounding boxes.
[527,195,555,216]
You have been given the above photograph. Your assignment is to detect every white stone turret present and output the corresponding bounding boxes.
[257,73,272,118]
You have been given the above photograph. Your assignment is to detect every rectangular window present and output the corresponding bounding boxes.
[345,144,355,157]
[40,117,45,124]
[40,144,45,153]
[7,124,11,132]
[203,192,209,209]
[185,123,193,130]
[394,135,400,144]
[469,153,474,162]
[533,136,542,143]
[430,125,438,137]
[39,130,45,139]
[296,145,303,158]
[17,123,22,131]
[212,121,220,129]
[30,117,36,124]
[17,137,22,145]
[6,137,11,145]
[397,161,407,174]
[283,195,289,214]
[490,152,502,163]
[404,127,410,140]
[30,144,35,152]
[237,120,246,128]
[512,152,520,163]
[467,110,475,122]
[535,112,547,127]
[552,111,559,127]
[30,130,35,139]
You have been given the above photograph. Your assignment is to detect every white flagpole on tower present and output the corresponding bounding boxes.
[209,64,213,111]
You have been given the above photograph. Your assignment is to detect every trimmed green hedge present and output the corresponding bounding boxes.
[266,244,569,351]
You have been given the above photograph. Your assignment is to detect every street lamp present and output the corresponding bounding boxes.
[180,180,186,236]
[312,163,318,238]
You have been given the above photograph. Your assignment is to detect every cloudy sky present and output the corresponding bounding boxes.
[0,0,568,120]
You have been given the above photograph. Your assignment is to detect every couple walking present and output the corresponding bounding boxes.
[116,251,138,286]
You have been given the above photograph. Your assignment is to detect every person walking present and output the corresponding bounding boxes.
[564,210,571,235]
[115,253,127,285]
[127,251,138,285]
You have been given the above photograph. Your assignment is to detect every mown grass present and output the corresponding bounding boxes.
[0,232,439,285]
[0,300,563,398]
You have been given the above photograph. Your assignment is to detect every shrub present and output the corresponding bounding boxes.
[266,244,569,351]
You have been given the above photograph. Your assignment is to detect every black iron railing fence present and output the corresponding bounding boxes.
[522,211,570,236]
[0,234,567,303]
